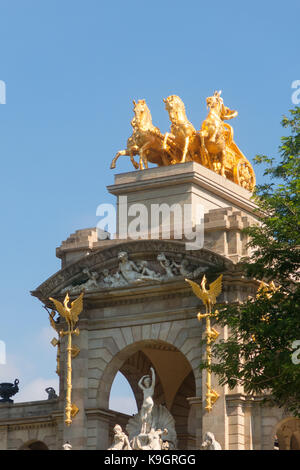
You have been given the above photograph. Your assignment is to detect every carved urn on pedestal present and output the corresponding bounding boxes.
[0,379,19,403]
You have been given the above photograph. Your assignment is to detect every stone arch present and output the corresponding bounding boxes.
[94,321,202,411]
[93,330,200,449]
[19,440,49,450]
[274,417,300,450]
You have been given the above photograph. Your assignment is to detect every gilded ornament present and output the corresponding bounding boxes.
[111,92,256,191]
[49,292,84,426]
[186,275,223,412]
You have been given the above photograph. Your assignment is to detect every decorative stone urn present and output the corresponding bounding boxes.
[0,379,19,403]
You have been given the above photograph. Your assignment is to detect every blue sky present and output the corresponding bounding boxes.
[0,0,299,411]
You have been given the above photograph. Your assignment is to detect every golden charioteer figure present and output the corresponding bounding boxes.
[110,91,255,191]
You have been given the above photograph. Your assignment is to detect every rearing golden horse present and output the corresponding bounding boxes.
[110,93,256,192]
[110,99,171,170]
[163,95,201,164]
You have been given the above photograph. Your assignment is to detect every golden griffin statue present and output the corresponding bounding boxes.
[110,91,255,191]
[49,292,84,426]
[186,275,223,412]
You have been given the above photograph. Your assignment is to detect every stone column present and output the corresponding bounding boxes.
[0,426,8,450]
[186,396,202,449]
[244,397,254,450]
[62,328,89,449]
[86,409,116,450]
[51,411,64,450]
[226,394,246,449]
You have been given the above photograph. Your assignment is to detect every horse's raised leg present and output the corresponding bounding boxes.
[110,150,126,169]
[111,149,139,170]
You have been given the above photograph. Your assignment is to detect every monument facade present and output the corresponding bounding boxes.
[0,93,299,450]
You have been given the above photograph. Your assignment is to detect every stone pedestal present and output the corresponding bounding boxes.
[107,162,259,241]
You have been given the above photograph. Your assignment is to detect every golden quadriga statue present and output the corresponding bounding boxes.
[110,91,255,192]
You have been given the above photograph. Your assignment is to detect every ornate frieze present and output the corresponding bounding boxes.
[32,240,232,303]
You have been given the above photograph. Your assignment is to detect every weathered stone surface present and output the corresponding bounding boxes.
[0,163,293,450]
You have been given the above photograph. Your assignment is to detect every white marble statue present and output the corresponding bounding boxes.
[131,427,168,450]
[108,424,131,450]
[137,260,160,279]
[148,428,168,450]
[61,267,99,294]
[138,367,156,434]
[125,367,177,450]
[118,251,159,283]
[174,255,208,279]
[62,441,72,450]
[201,432,222,450]
[82,268,99,288]
[102,268,127,287]
[157,253,177,278]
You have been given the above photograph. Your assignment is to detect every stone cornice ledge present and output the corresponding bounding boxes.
[225,393,265,406]
[0,413,62,428]
[108,162,259,217]
[80,305,200,331]
[85,408,118,420]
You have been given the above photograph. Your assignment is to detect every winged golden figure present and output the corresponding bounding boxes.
[185,274,223,314]
[49,292,84,330]
[256,280,278,299]
[49,310,59,332]
[186,274,223,412]
[48,291,84,426]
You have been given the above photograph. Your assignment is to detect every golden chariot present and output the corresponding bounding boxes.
[110,90,255,192]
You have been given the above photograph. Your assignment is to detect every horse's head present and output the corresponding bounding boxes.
[163,95,187,123]
[132,99,153,129]
[206,90,223,113]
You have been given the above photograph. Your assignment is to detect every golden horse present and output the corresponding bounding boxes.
[110,99,171,170]
[163,95,201,164]
[110,93,255,192]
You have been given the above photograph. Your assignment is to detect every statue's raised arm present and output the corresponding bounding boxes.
[138,375,149,391]
[149,367,155,393]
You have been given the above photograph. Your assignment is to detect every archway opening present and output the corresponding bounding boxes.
[20,440,49,450]
[105,340,197,449]
[109,371,138,415]
[275,417,300,450]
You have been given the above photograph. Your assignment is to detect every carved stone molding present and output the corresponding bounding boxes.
[32,239,233,304]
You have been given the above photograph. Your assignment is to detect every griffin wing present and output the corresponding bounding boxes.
[49,311,58,332]
[49,297,67,320]
[208,274,223,303]
[185,278,207,305]
[70,292,84,324]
